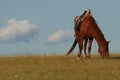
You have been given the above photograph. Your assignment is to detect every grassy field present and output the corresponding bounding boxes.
[0,54,120,80]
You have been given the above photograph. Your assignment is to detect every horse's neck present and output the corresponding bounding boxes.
[83,15,108,48]
[87,16,107,48]
[93,29,107,48]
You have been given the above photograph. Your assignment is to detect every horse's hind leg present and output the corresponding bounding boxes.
[84,38,88,59]
[77,38,83,60]
[88,38,93,58]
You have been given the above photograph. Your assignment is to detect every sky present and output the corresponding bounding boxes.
[0,0,120,55]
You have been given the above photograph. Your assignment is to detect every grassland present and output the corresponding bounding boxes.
[0,54,120,80]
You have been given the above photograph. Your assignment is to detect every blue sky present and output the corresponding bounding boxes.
[0,0,120,55]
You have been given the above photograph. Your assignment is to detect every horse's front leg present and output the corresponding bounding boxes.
[88,38,93,58]
[84,38,88,59]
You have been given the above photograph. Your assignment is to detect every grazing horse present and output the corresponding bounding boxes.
[74,10,93,58]
[66,9,110,59]
[66,9,93,58]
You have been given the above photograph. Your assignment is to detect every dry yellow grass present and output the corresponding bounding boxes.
[0,54,120,80]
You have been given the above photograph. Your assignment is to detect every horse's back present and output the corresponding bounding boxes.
[79,16,95,37]
[80,15,103,37]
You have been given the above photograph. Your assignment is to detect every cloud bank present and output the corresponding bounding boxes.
[46,29,74,44]
[0,18,38,42]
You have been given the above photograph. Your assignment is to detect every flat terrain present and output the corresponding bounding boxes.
[0,54,120,80]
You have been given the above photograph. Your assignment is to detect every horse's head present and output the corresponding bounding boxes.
[98,41,110,58]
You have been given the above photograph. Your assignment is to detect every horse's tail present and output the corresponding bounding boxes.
[66,16,80,56]
[66,38,77,56]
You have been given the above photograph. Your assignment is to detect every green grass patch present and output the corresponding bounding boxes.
[0,54,120,80]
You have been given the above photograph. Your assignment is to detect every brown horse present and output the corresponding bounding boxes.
[66,9,110,59]
[66,9,93,59]
[75,10,93,59]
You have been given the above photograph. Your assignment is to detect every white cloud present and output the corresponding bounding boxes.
[0,18,38,42]
[46,29,74,44]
